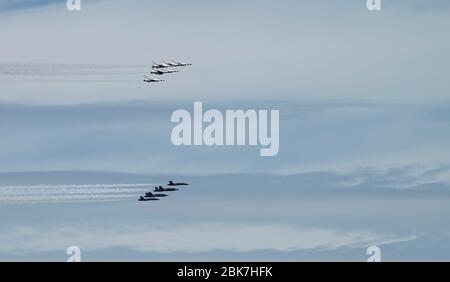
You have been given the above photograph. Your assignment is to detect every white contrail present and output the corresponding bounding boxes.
[0,183,156,189]
[0,183,159,204]
[0,63,149,83]
[0,79,140,82]
[0,63,148,76]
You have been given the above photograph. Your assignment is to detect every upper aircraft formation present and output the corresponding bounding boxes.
[138,180,189,201]
[143,60,192,83]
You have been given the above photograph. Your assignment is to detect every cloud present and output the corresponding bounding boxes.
[0,0,63,12]
[0,224,416,255]
[0,168,448,260]
[2,101,450,175]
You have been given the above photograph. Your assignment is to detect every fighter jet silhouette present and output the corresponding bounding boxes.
[139,196,159,201]
[167,181,189,186]
[154,186,179,192]
[145,192,168,198]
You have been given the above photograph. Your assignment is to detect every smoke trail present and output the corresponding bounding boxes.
[0,183,159,204]
[0,79,139,82]
[0,63,150,83]
[0,63,149,76]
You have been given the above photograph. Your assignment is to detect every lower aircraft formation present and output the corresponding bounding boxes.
[143,60,192,83]
[138,181,189,202]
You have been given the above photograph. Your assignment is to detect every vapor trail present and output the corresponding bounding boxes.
[0,183,159,204]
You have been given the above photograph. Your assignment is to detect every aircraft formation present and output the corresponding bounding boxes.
[138,180,189,201]
[143,60,192,83]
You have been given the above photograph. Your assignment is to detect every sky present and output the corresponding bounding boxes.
[0,0,450,261]
[0,0,449,104]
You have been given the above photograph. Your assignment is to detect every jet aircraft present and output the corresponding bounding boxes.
[154,186,179,192]
[151,69,178,75]
[145,192,168,198]
[139,196,159,201]
[169,60,192,67]
[143,75,164,83]
[167,181,189,186]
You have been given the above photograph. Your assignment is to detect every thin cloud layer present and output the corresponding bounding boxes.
[0,224,416,254]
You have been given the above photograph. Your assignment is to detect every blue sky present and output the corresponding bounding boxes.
[0,0,450,261]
